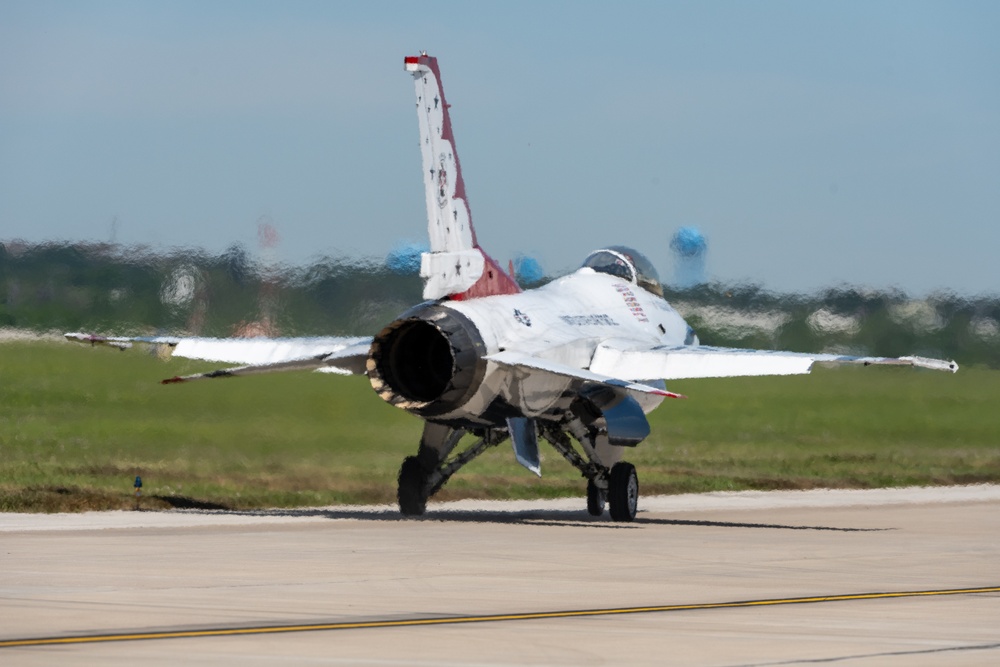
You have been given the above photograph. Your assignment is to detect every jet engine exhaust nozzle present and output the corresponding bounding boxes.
[367,304,486,417]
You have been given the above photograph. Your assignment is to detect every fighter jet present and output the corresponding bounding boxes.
[67,54,958,521]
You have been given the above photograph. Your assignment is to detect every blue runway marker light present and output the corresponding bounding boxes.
[134,476,142,489]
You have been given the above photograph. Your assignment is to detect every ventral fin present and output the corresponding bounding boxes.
[507,416,541,476]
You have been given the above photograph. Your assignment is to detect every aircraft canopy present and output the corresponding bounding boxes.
[581,246,663,297]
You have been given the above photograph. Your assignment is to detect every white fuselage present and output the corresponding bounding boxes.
[435,268,691,422]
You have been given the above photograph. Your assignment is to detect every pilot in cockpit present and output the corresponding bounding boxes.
[580,246,664,297]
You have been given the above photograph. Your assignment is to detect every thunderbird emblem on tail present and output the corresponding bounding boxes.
[67,54,958,521]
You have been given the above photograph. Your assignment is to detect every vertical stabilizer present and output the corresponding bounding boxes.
[405,54,520,300]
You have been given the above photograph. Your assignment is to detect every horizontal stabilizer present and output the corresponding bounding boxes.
[162,342,371,384]
[66,332,372,370]
[485,350,686,399]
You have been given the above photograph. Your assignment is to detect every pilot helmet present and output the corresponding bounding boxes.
[581,246,663,297]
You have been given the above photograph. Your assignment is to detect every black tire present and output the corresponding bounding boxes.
[586,478,605,516]
[397,456,427,517]
[608,461,638,522]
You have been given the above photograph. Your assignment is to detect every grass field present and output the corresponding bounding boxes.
[1,341,997,512]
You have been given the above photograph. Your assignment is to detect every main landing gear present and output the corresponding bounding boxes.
[396,423,504,517]
[397,456,428,516]
[396,421,640,522]
[541,426,639,522]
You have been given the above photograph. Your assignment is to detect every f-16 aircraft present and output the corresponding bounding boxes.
[67,54,958,522]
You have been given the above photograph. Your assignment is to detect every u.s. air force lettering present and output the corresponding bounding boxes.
[559,314,619,326]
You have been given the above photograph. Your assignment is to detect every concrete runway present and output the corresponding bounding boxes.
[2,486,999,666]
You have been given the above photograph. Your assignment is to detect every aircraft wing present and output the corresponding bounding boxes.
[64,333,373,377]
[588,340,959,381]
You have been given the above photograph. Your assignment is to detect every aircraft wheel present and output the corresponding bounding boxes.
[397,456,428,517]
[586,478,605,516]
[608,461,638,522]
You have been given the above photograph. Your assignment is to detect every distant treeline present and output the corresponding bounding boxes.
[2,241,998,368]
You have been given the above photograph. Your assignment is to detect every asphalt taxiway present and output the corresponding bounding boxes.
[2,486,999,665]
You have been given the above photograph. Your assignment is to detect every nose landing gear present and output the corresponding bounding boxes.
[607,461,638,522]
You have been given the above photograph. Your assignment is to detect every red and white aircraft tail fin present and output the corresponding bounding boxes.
[405,54,520,301]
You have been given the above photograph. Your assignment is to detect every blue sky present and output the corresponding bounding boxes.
[1,1,997,295]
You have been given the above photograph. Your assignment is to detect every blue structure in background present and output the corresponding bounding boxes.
[386,241,429,274]
[513,254,544,285]
[669,227,707,288]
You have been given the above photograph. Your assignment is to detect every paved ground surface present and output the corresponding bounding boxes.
[2,486,999,666]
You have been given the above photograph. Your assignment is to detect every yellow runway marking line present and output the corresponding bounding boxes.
[2,586,998,648]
